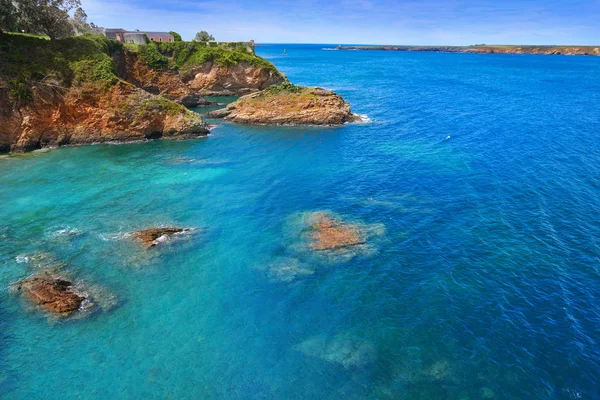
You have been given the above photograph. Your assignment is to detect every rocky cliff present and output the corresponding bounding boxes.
[130,41,285,97]
[0,34,286,153]
[207,83,360,126]
[182,62,285,96]
[0,81,207,153]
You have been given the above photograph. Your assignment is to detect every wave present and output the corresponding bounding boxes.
[357,114,372,123]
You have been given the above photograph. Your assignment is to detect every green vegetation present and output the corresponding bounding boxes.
[138,96,186,116]
[194,31,214,43]
[4,31,50,39]
[137,41,278,73]
[0,33,123,104]
[72,55,118,87]
[138,43,170,70]
[169,31,182,42]
[1,0,83,40]
[263,82,306,96]
[7,79,32,104]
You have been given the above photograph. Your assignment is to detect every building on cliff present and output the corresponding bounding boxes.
[102,29,174,43]
[123,32,147,45]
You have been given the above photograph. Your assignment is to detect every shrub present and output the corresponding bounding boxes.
[7,79,32,104]
[263,82,305,96]
[138,43,169,69]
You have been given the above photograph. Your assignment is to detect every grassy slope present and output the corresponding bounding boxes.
[0,33,122,91]
[0,33,194,118]
[136,41,280,73]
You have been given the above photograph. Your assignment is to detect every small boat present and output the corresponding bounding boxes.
[283,49,287,55]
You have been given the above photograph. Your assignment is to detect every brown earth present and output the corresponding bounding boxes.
[15,274,85,316]
[207,87,361,126]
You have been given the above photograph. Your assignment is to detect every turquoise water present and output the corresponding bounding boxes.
[2,44,600,399]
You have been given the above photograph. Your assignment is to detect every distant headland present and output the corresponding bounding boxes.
[336,44,600,57]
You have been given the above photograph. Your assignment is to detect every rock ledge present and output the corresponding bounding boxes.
[207,84,360,126]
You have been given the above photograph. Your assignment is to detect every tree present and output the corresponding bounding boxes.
[169,31,182,42]
[194,31,214,43]
[0,0,81,39]
[89,22,104,35]
[0,0,18,34]
[71,7,91,35]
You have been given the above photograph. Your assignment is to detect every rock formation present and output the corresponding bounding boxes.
[296,333,377,368]
[182,62,285,96]
[207,84,361,126]
[0,34,286,153]
[15,274,85,316]
[308,212,364,251]
[114,51,213,107]
[131,227,192,248]
[0,81,208,153]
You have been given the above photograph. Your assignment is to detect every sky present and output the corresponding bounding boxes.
[80,0,600,45]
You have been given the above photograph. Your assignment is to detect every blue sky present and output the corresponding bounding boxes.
[81,0,600,45]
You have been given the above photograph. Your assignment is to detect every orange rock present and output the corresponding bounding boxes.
[206,87,360,126]
[0,82,209,153]
[16,275,85,316]
[310,213,363,251]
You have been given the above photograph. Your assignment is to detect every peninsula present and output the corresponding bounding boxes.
[0,33,287,153]
[336,44,600,57]
[0,32,359,153]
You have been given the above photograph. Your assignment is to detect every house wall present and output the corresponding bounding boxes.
[148,36,174,43]
[123,34,147,45]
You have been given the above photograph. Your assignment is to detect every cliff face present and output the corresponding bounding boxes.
[0,34,290,153]
[182,62,285,96]
[207,84,360,126]
[113,52,211,107]
[0,81,207,153]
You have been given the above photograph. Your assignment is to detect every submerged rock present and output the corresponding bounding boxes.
[308,212,364,251]
[296,333,376,368]
[14,274,85,316]
[206,83,361,126]
[267,257,314,282]
[131,227,192,248]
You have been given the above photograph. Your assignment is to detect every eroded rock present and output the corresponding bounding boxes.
[15,274,85,316]
[308,212,364,251]
[131,227,192,248]
[206,85,361,126]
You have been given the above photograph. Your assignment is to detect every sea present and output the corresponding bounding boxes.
[1,43,600,399]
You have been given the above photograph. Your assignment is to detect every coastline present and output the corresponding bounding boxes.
[335,44,600,57]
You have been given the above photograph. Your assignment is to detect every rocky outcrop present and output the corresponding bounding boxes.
[206,85,360,126]
[337,45,600,57]
[0,81,209,153]
[14,274,85,316]
[182,62,285,96]
[131,227,192,248]
[114,52,213,107]
[308,212,364,250]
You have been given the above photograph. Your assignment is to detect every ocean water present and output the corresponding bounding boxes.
[1,44,600,399]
